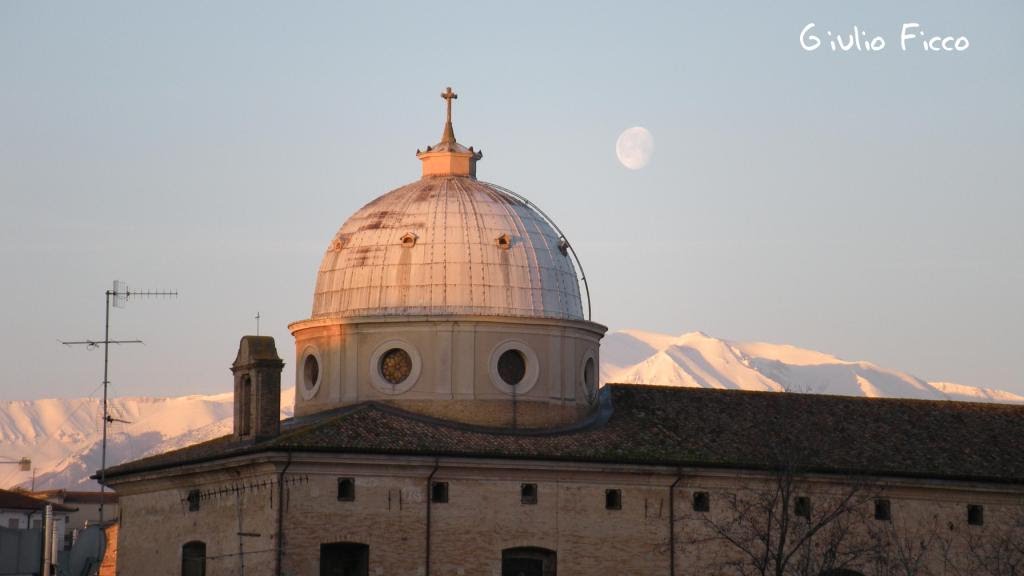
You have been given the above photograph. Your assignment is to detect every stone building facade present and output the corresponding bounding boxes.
[102,90,1024,576]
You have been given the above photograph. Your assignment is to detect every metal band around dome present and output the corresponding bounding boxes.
[480,181,593,322]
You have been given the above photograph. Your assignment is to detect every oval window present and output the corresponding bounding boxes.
[583,357,597,400]
[379,348,413,385]
[497,349,527,386]
[303,354,320,392]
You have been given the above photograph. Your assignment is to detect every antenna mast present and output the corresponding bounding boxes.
[60,280,178,533]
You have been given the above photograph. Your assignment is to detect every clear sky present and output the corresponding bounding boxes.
[1,1,1021,400]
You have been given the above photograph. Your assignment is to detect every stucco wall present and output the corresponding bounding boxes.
[290,316,604,427]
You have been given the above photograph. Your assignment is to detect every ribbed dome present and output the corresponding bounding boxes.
[312,176,584,320]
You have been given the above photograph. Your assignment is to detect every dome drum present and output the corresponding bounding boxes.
[289,314,604,427]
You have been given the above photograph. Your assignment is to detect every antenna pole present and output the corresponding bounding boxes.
[59,279,177,556]
[99,289,111,528]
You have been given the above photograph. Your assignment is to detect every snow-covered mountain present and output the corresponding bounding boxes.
[2,330,1021,490]
[0,391,294,491]
[603,330,1024,403]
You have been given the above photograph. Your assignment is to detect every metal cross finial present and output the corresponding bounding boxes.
[441,87,457,123]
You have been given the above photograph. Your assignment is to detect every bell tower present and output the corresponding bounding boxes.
[232,335,284,441]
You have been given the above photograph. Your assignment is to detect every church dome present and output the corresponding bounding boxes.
[292,88,603,426]
[312,88,585,321]
[312,177,584,320]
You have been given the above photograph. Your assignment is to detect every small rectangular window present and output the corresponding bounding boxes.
[605,489,622,510]
[337,477,355,501]
[874,499,891,521]
[521,483,538,505]
[794,496,811,519]
[968,504,984,526]
[431,481,449,503]
[187,489,200,512]
[7,518,18,529]
[692,491,710,513]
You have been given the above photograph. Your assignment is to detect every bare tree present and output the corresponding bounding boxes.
[685,462,875,576]
[943,504,1024,576]
[864,512,950,576]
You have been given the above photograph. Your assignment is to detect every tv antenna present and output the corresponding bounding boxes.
[60,280,177,530]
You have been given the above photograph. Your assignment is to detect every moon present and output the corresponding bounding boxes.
[615,126,654,170]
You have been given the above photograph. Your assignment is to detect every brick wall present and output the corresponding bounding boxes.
[110,457,1024,576]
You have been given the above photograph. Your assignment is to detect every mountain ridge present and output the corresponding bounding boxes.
[3,329,1020,490]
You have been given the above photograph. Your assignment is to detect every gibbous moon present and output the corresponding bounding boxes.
[615,126,654,170]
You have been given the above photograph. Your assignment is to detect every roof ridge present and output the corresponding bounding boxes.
[604,383,1024,410]
[341,392,615,438]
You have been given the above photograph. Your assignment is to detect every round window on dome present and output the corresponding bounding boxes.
[497,349,527,386]
[303,355,320,391]
[299,348,323,401]
[379,348,413,385]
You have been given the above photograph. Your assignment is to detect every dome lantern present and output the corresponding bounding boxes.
[415,86,483,178]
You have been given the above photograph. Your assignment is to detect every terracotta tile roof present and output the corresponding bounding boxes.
[102,385,1024,484]
[0,489,77,513]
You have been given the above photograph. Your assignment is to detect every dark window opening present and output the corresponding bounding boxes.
[187,489,200,512]
[431,481,449,503]
[320,542,368,576]
[874,499,891,521]
[795,496,811,519]
[583,357,597,401]
[521,483,538,505]
[239,375,252,436]
[337,478,355,502]
[303,355,319,392]
[968,504,984,526]
[181,541,206,576]
[605,489,622,510]
[693,491,710,513]
[498,349,527,386]
[502,546,556,576]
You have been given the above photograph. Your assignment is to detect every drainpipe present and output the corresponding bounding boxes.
[425,461,439,576]
[511,385,517,430]
[275,453,293,576]
[237,487,245,576]
[669,472,684,576]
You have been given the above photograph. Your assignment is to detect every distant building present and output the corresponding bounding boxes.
[30,489,118,548]
[101,90,1024,576]
[0,488,74,551]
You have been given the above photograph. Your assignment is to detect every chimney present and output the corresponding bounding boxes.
[232,336,284,441]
